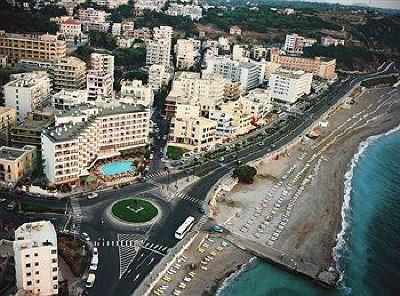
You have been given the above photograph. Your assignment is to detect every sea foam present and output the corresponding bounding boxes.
[332,124,400,279]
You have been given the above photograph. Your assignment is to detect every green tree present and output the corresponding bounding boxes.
[233,165,257,184]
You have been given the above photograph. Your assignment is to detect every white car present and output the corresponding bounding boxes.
[87,193,98,199]
[0,198,6,203]
[81,232,90,242]
[86,273,96,288]
[89,264,97,272]
[93,247,98,256]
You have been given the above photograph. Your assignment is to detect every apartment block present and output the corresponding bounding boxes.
[3,71,51,121]
[59,19,83,40]
[269,69,313,105]
[283,34,317,55]
[203,56,265,93]
[52,89,88,110]
[209,101,253,140]
[166,72,226,117]
[239,88,273,123]
[11,111,55,148]
[148,64,171,92]
[133,27,152,41]
[93,0,128,9]
[321,36,345,47]
[0,31,66,62]
[169,104,217,152]
[0,145,36,184]
[271,48,337,80]
[51,57,87,91]
[175,39,198,70]
[165,4,203,20]
[232,45,249,61]
[87,53,114,101]
[0,106,17,145]
[146,26,173,67]
[135,0,167,12]
[79,8,110,32]
[41,103,150,186]
[13,221,58,296]
[120,79,154,107]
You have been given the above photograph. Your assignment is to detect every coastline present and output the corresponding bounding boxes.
[211,86,400,295]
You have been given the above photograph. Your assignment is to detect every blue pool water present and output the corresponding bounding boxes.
[219,127,400,296]
[101,160,135,176]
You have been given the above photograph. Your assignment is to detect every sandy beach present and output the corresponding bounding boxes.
[211,86,400,282]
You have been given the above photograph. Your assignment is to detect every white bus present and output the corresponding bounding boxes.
[175,216,195,240]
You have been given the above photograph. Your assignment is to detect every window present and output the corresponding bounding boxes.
[34,262,39,266]
[51,250,57,255]
[25,254,30,258]
[26,272,31,277]
[52,259,57,263]
[53,276,57,281]
[34,253,38,257]
[53,267,57,272]
[35,271,39,275]
[36,280,40,284]
[26,263,31,268]
[27,281,32,286]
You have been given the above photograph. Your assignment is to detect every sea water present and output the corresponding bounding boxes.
[219,127,400,296]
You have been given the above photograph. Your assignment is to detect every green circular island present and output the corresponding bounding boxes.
[111,198,158,223]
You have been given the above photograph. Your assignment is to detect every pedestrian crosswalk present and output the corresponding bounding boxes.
[117,234,144,279]
[146,170,168,179]
[70,199,82,234]
[175,192,204,205]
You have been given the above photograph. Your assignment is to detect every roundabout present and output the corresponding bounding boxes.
[111,198,159,224]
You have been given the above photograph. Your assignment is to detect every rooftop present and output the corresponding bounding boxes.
[0,146,27,161]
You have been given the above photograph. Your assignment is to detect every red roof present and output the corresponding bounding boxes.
[63,19,81,25]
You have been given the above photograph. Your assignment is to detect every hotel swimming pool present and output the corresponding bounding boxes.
[101,160,135,176]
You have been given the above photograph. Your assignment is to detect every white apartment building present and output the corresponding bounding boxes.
[209,101,254,140]
[321,36,345,47]
[93,0,128,9]
[203,56,265,93]
[239,88,273,123]
[112,23,122,36]
[232,45,249,61]
[13,221,58,296]
[59,19,83,40]
[52,89,88,110]
[165,4,203,20]
[218,37,230,51]
[41,103,150,185]
[175,39,198,70]
[169,104,217,152]
[51,56,87,91]
[167,72,225,116]
[148,64,171,92]
[79,8,110,32]
[3,71,51,121]
[146,26,173,67]
[120,79,154,107]
[269,69,313,105]
[284,33,305,55]
[87,53,114,101]
[135,0,167,12]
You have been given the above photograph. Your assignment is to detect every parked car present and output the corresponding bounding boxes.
[87,193,98,199]
[212,225,224,233]
[81,232,90,242]
[86,273,96,288]
[0,198,6,203]
[6,201,16,210]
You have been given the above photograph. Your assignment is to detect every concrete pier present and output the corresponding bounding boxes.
[226,234,339,289]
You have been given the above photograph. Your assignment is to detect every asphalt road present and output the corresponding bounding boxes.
[1,61,398,296]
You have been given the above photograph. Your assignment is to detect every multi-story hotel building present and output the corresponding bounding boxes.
[270,48,337,80]
[59,18,83,41]
[209,101,254,140]
[87,53,114,101]
[120,79,154,107]
[175,39,198,70]
[3,71,51,121]
[51,57,87,91]
[41,103,150,186]
[203,56,265,93]
[169,104,217,152]
[321,36,345,47]
[166,72,226,117]
[146,26,173,67]
[148,64,171,92]
[11,111,55,148]
[0,31,66,62]
[78,8,110,32]
[269,69,313,105]
[0,106,17,145]
[0,145,36,184]
[13,221,58,296]
[52,89,88,110]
